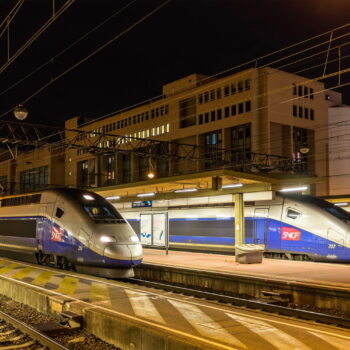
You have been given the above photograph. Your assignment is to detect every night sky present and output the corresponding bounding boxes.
[1,0,350,127]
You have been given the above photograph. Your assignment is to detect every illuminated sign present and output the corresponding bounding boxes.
[132,201,152,208]
[281,227,301,241]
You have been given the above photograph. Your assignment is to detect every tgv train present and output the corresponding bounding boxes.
[0,188,142,278]
[122,194,350,262]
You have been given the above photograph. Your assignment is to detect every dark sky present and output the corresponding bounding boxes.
[1,0,350,126]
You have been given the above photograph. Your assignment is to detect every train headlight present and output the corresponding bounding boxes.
[130,235,140,243]
[100,236,116,243]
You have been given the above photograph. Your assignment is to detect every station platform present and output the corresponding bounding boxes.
[0,257,349,349]
[142,248,350,288]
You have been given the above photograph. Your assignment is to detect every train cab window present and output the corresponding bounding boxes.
[287,209,300,219]
[84,205,123,220]
[55,208,64,218]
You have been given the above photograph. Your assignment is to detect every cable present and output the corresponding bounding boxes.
[0,0,172,119]
[0,0,24,41]
[0,0,76,76]
[0,0,137,99]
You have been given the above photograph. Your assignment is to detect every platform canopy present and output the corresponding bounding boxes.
[95,169,321,202]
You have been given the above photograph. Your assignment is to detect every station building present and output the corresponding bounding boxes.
[64,67,329,196]
[0,67,336,198]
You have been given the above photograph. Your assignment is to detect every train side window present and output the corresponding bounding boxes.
[287,208,300,219]
[55,208,64,218]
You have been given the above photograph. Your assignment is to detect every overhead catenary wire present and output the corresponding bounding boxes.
[0,0,138,99]
[0,0,172,119]
[0,0,76,76]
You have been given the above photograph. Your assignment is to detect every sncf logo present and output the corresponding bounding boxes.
[281,227,301,241]
[51,225,63,242]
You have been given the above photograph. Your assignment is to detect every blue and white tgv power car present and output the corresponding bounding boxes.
[0,188,142,278]
[124,194,350,262]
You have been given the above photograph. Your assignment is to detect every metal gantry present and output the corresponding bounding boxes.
[0,120,298,173]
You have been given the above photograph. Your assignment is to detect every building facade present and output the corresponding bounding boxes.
[64,67,329,195]
[0,67,332,196]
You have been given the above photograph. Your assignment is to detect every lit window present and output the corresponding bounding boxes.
[166,124,170,132]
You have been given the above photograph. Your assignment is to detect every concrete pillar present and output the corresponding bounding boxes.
[234,193,245,246]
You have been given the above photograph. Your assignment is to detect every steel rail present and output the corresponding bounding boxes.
[0,309,70,350]
[127,278,350,329]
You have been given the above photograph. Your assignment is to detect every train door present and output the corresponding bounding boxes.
[254,208,268,245]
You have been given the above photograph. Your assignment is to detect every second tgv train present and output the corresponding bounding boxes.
[122,193,350,262]
[0,188,142,278]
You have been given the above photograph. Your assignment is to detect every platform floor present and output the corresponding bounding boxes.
[143,248,350,288]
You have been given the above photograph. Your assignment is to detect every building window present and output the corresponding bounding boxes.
[20,166,49,194]
[216,88,221,99]
[238,81,244,92]
[231,124,251,172]
[204,92,209,103]
[205,112,209,123]
[245,100,251,112]
[298,85,303,96]
[238,102,244,114]
[304,86,308,97]
[292,83,297,95]
[179,97,197,128]
[298,106,303,118]
[198,94,203,104]
[224,85,229,97]
[245,79,251,90]
[204,130,222,170]
[310,109,314,120]
[211,110,216,121]
[217,109,222,120]
[305,108,309,119]
[224,106,230,118]
[210,90,215,101]
[293,127,310,174]
[310,88,314,99]
[199,114,203,125]
[231,105,237,116]
[293,105,297,117]
[231,83,237,95]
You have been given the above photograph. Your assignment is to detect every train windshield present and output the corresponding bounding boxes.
[294,195,350,223]
[84,206,123,220]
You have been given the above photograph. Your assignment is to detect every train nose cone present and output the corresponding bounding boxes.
[104,243,143,264]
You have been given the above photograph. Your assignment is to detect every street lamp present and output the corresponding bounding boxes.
[13,104,28,120]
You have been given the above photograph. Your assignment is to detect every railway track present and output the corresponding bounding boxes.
[127,277,350,329]
[0,309,70,350]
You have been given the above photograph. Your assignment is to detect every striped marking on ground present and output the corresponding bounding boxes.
[226,313,312,350]
[89,282,111,303]
[0,264,19,275]
[31,271,55,287]
[169,299,247,349]
[309,331,350,350]
[11,267,34,280]
[56,276,79,295]
[125,289,166,324]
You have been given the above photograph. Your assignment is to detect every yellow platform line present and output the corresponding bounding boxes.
[0,264,19,275]
[56,276,79,296]
[12,267,34,280]
[226,313,312,350]
[89,282,110,303]
[31,271,55,287]
[169,299,247,349]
